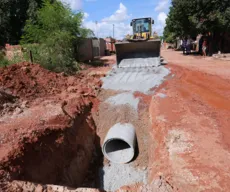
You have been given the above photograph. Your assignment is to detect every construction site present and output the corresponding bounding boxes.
[1,0,230,192]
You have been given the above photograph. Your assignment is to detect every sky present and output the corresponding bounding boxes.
[61,0,171,39]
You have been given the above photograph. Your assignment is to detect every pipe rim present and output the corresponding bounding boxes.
[103,138,135,164]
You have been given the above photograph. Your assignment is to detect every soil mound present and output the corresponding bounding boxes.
[0,62,101,99]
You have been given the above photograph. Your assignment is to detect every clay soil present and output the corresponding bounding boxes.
[147,50,230,191]
[0,61,108,192]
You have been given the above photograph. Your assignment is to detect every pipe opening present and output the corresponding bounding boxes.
[104,139,134,164]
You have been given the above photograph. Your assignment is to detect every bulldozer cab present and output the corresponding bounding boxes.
[115,17,160,68]
[130,18,154,40]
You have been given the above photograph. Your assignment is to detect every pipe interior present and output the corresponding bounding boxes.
[104,139,134,163]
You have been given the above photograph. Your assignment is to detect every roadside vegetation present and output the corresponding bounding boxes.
[0,51,9,67]
[0,0,93,73]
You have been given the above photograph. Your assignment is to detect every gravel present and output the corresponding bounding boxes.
[156,93,167,98]
[106,92,140,111]
[102,66,170,94]
[119,57,161,68]
[99,163,147,191]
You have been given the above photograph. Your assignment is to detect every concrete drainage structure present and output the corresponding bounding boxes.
[102,123,137,164]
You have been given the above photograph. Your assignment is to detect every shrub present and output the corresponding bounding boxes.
[0,51,9,67]
[21,0,92,73]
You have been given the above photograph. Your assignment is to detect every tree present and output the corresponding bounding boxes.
[0,0,43,46]
[21,0,92,73]
[164,0,230,52]
[164,0,197,39]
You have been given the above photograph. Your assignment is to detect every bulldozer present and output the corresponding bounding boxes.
[115,17,161,68]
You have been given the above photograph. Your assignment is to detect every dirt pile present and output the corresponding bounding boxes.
[0,62,103,191]
[0,62,101,99]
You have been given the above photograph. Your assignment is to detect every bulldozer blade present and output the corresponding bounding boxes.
[115,40,161,68]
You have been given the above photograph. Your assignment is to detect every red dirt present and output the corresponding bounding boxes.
[148,50,230,191]
[1,51,230,191]
[0,62,104,191]
[0,62,102,99]
[162,50,230,80]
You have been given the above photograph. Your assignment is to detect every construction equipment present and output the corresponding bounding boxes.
[115,17,161,68]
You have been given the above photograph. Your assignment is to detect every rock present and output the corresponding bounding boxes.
[35,184,44,192]
[21,101,29,108]
[13,107,23,115]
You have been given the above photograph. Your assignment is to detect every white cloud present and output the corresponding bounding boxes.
[155,0,169,12]
[102,3,130,23]
[153,12,167,35]
[84,3,132,39]
[157,12,167,25]
[61,0,82,11]
[84,12,89,19]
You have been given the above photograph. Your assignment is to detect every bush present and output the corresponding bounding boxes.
[21,0,92,73]
[0,51,9,67]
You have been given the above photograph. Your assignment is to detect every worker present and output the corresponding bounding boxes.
[186,37,191,55]
[202,38,207,57]
[182,38,187,54]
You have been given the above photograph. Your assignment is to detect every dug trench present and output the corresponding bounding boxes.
[0,62,106,191]
[1,104,103,190]
[0,61,172,192]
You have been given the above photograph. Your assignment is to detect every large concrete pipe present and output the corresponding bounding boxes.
[102,123,137,164]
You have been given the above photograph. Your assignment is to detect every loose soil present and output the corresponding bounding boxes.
[0,62,105,192]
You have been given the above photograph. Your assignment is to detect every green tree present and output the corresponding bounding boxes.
[21,0,92,73]
[164,0,197,38]
[0,0,43,46]
[164,0,230,52]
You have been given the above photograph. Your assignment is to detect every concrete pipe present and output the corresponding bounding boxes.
[102,123,137,164]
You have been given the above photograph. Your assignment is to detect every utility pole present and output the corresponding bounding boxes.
[95,21,100,56]
[113,24,115,39]
[95,21,98,38]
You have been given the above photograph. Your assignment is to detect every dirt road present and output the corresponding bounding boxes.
[162,50,230,79]
[147,50,230,191]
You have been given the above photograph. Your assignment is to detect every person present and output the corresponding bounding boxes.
[202,38,207,57]
[186,37,192,54]
[199,36,204,55]
[182,38,187,54]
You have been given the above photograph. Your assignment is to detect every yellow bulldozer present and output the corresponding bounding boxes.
[115,17,161,68]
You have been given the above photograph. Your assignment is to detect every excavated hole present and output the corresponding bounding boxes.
[2,106,104,189]
[2,104,148,192]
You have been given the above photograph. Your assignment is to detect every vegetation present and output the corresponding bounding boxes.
[0,0,44,46]
[0,51,9,67]
[1,0,93,73]
[164,0,230,49]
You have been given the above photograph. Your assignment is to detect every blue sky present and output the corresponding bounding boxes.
[61,0,171,39]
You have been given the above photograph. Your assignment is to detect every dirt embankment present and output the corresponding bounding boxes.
[0,62,104,191]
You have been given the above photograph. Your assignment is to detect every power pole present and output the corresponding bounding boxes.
[113,24,115,39]
[95,21,98,38]
[95,21,100,56]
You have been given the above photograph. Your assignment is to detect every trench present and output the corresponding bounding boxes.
[1,105,103,190]
[2,101,150,192]
[2,99,150,192]
[2,64,169,192]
